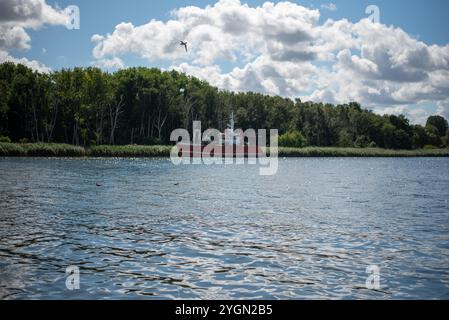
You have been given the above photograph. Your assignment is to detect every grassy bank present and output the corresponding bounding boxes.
[0,143,171,157]
[1,143,449,158]
[274,147,449,157]
[0,143,86,157]
[88,145,172,157]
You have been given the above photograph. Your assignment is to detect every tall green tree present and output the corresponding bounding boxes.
[426,115,448,137]
[1,62,448,150]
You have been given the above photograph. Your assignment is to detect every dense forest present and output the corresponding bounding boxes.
[0,62,448,150]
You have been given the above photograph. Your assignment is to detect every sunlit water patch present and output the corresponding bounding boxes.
[0,157,449,299]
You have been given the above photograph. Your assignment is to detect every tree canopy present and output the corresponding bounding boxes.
[0,62,448,150]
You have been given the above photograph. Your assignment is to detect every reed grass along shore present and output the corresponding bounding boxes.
[1,143,449,158]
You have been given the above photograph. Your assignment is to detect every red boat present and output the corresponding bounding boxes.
[176,113,263,158]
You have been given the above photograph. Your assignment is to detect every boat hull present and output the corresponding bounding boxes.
[176,144,263,158]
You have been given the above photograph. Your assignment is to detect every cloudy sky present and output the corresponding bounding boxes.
[1,0,449,124]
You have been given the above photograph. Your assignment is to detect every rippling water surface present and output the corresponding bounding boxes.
[0,157,449,299]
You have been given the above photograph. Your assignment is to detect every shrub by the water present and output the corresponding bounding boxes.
[278,131,308,148]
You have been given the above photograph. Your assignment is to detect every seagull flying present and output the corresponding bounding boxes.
[180,41,188,52]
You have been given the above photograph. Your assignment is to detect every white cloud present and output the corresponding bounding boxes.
[89,0,449,123]
[0,24,31,50]
[0,0,68,72]
[437,100,449,121]
[321,3,337,12]
[0,0,67,26]
[0,49,51,73]
[92,57,125,70]
[374,105,433,125]
[92,0,320,66]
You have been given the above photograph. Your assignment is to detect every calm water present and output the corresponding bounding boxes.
[0,157,449,300]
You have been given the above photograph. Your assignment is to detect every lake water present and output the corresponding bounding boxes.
[0,157,448,300]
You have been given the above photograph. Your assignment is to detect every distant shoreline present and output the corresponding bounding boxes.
[1,143,449,158]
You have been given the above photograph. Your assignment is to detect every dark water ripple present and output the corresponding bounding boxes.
[1,157,449,299]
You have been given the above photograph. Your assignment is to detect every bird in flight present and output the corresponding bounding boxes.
[180,41,188,52]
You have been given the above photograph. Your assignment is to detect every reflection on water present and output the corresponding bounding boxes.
[0,157,449,299]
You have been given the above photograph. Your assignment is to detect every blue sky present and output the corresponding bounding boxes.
[2,0,449,123]
[12,0,449,70]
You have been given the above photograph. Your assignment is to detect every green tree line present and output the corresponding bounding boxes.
[1,62,448,149]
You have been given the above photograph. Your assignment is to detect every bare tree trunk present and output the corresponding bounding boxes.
[147,108,155,139]
[109,95,125,145]
[32,104,40,143]
[155,108,167,141]
[99,109,104,145]
[140,109,145,137]
[146,96,152,139]
[46,103,58,143]
[183,97,194,130]
[72,122,79,146]
[95,113,100,145]
[95,108,104,145]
